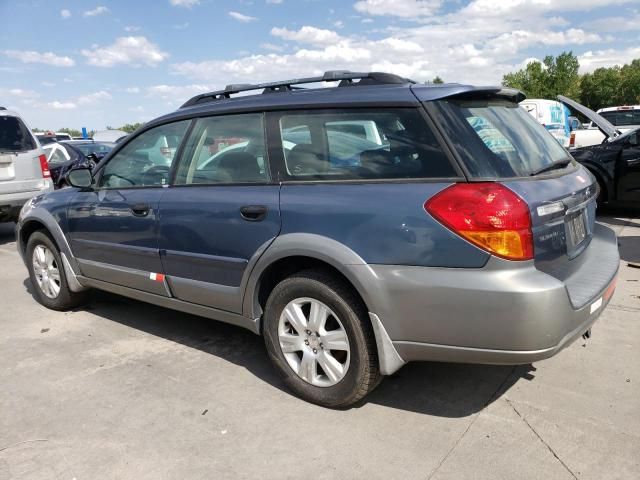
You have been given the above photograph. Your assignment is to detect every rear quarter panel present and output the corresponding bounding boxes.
[279,182,490,267]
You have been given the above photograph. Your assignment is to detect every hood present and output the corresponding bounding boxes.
[557,95,619,140]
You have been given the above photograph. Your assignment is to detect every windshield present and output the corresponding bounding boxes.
[431,97,572,178]
[1,116,37,152]
[599,110,640,127]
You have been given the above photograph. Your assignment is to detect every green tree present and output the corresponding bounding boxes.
[118,122,144,134]
[502,51,581,99]
[432,76,444,84]
[619,59,640,105]
[580,66,622,110]
[502,59,550,97]
[57,127,83,137]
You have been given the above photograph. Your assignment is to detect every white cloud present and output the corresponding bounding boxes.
[81,36,169,67]
[83,6,109,17]
[0,88,40,99]
[3,50,75,67]
[129,106,145,112]
[170,0,200,6]
[260,43,286,52]
[124,25,141,32]
[173,22,189,30]
[578,46,640,73]
[125,87,140,93]
[46,101,77,110]
[60,9,71,18]
[271,26,341,46]
[266,0,283,4]
[228,11,257,22]
[77,90,112,105]
[146,84,215,100]
[41,82,56,87]
[354,0,442,18]
[581,14,640,32]
[461,0,635,18]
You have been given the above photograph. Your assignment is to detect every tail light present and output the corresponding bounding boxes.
[425,183,533,261]
[38,154,50,178]
[569,131,575,148]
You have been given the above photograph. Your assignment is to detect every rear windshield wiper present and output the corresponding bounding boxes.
[530,158,572,177]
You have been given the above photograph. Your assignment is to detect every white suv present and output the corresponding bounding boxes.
[0,107,53,222]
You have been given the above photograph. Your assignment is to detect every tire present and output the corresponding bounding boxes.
[26,231,88,311]
[263,269,380,408]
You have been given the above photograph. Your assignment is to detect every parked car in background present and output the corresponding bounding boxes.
[35,131,58,146]
[93,129,128,143]
[43,140,114,188]
[54,132,72,141]
[520,99,571,147]
[16,72,619,407]
[0,107,53,222]
[561,96,640,206]
[566,104,640,149]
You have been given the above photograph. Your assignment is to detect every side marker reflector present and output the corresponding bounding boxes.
[149,272,165,282]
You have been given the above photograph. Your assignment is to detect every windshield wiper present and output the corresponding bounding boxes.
[530,158,572,176]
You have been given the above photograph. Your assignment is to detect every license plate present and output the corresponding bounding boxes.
[567,210,587,247]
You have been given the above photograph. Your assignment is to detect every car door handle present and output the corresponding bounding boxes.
[130,203,151,217]
[240,205,267,222]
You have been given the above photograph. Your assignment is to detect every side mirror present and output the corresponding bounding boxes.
[66,167,93,189]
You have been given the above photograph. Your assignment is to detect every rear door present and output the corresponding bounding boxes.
[157,112,280,314]
[67,120,191,295]
[0,114,44,196]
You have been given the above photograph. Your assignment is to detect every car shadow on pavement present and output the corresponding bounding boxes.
[22,279,532,417]
[618,236,640,265]
[0,222,16,246]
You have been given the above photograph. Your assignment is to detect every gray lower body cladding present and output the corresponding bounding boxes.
[355,223,619,366]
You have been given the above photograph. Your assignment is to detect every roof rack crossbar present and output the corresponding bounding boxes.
[180,70,414,108]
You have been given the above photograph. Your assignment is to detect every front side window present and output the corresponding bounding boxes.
[279,109,456,180]
[175,113,268,185]
[432,97,572,178]
[99,120,190,188]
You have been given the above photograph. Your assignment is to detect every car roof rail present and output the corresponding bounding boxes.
[180,71,414,108]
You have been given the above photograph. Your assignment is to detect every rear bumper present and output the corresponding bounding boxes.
[357,223,619,367]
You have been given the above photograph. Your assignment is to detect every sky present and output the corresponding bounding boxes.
[1,0,639,131]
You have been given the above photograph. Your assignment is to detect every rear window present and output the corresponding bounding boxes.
[599,110,640,127]
[279,109,457,180]
[431,98,571,178]
[0,116,37,152]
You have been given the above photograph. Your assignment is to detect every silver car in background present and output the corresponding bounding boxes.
[0,107,53,222]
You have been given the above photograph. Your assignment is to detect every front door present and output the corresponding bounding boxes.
[158,113,280,313]
[617,131,640,202]
[67,120,191,295]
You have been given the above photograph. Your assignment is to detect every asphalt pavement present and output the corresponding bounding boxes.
[0,210,638,480]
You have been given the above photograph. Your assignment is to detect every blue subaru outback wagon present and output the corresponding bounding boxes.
[16,71,619,407]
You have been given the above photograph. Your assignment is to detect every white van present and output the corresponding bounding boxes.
[520,99,571,147]
[0,108,53,222]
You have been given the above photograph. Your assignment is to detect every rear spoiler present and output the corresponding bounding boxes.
[411,84,525,103]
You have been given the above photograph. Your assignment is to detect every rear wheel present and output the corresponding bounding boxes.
[26,231,88,310]
[263,269,380,407]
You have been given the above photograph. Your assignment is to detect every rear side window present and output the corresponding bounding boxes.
[0,116,36,152]
[431,98,571,178]
[175,113,268,185]
[279,109,456,180]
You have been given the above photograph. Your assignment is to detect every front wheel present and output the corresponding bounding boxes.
[26,231,88,310]
[263,269,380,407]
